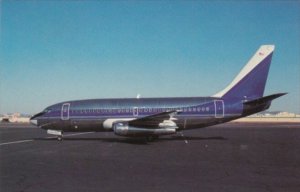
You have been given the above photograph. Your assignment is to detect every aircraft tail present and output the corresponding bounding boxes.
[213,45,275,100]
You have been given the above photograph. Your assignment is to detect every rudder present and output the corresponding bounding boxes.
[213,45,275,100]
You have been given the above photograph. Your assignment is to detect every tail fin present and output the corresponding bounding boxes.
[213,45,275,100]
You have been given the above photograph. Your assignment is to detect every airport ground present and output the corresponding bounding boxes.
[0,122,299,192]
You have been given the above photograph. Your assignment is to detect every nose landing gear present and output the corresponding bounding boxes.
[47,129,63,141]
[57,135,63,141]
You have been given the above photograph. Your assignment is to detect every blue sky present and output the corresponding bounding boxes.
[1,1,299,114]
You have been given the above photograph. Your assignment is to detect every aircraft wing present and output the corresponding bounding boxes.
[127,110,181,129]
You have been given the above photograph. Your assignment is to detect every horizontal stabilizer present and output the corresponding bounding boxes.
[243,93,287,105]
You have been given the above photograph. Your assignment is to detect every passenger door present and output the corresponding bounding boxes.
[61,103,70,120]
[133,107,139,117]
[214,100,224,118]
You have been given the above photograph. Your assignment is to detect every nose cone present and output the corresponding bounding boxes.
[30,112,44,126]
[30,115,38,125]
[30,119,38,125]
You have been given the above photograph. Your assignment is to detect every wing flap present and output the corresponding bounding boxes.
[128,110,181,129]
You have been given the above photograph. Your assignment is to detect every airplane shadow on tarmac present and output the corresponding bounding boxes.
[34,135,227,145]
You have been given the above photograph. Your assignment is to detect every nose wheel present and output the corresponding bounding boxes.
[47,129,63,141]
[57,135,63,141]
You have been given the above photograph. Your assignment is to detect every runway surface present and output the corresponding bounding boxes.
[0,122,299,192]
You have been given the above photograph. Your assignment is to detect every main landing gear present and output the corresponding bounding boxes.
[146,135,159,142]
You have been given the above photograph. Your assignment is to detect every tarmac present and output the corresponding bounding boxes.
[0,122,299,192]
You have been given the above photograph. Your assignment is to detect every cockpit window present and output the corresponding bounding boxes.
[44,109,52,113]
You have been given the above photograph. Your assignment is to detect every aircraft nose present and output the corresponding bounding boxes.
[30,119,38,125]
[30,116,38,125]
[30,112,44,126]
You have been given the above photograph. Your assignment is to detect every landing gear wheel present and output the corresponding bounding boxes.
[146,135,159,142]
[57,135,63,141]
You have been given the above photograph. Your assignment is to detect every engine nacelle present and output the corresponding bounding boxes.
[113,122,177,137]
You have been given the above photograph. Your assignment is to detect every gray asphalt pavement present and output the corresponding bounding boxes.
[0,122,299,192]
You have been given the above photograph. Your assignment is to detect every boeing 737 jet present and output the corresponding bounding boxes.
[30,45,285,141]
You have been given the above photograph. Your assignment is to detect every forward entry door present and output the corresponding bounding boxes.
[61,103,70,120]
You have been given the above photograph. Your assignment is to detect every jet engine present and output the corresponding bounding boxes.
[113,122,176,137]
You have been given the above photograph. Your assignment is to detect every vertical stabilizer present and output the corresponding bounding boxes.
[213,45,275,100]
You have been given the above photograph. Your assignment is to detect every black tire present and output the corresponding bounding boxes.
[146,135,159,142]
[57,136,63,141]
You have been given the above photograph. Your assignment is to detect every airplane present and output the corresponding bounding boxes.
[30,45,286,141]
